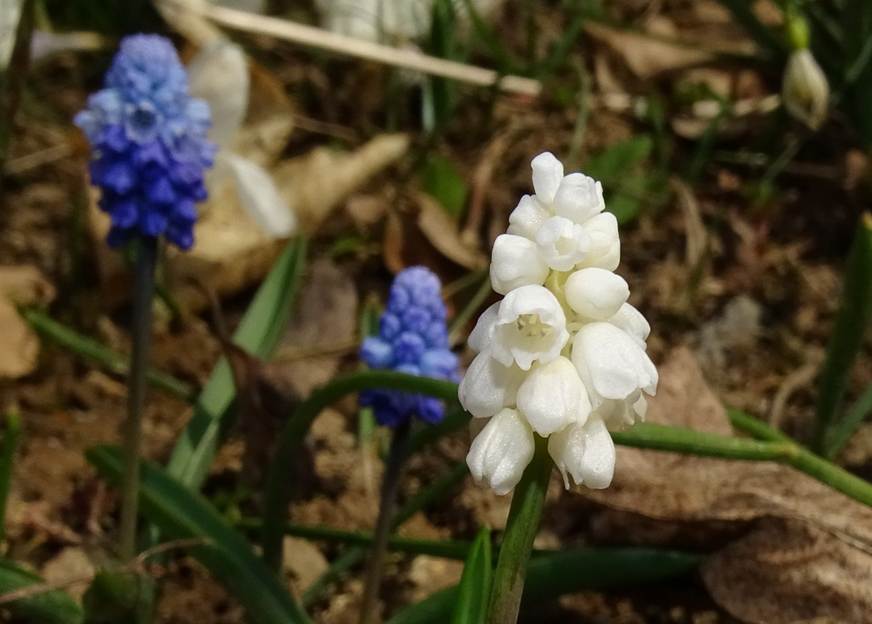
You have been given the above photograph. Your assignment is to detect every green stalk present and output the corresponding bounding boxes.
[0,413,22,543]
[301,461,467,607]
[22,309,195,402]
[486,436,551,624]
[359,421,412,624]
[261,371,458,571]
[118,238,157,560]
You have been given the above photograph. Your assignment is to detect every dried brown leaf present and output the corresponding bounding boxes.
[0,265,55,379]
[416,193,487,270]
[583,348,872,623]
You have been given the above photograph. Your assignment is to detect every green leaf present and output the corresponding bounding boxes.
[166,238,307,490]
[817,215,872,457]
[451,528,492,624]
[0,558,83,624]
[87,446,311,624]
[388,548,701,624]
[422,155,469,219]
[583,136,658,224]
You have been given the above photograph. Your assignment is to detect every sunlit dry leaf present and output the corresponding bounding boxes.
[416,192,487,270]
[582,348,872,623]
[0,266,55,379]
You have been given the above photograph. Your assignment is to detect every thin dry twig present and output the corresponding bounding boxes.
[159,0,541,97]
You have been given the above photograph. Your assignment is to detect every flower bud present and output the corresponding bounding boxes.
[490,234,549,295]
[782,48,829,130]
[531,152,564,204]
[517,356,591,435]
[507,194,549,240]
[577,212,620,271]
[468,301,499,353]
[491,285,569,371]
[547,417,615,489]
[606,303,650,348]
[467,408,535,495]
[535,216,590,271]
[571,322,658,404]
[553,173,604,224]
[458,350,524,418]
[565,268,629,320]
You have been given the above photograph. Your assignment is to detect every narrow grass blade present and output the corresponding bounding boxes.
[824,383,872,460]
[451,528,491,624]
[22,309,195,402]
[712,0,784,59]
[87,446,310,624]
[0,559,83,624]
[388,548,701,624]
[816,214,872,456]
[0,412,21,542]
[167,237,306,489]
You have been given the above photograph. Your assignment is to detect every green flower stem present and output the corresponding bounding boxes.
[0,412,22,543]
[301,461,468,607]
[119,238,158,560]
[22,308,195,402]
[261,371,458,571]
[486,435,551,624]
[727,408,793,443]
[359,420,412,624]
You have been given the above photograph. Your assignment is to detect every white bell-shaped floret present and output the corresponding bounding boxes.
[564,268,629,320]
[187,39,249,148]
[571,322,657,404]
[577,212,620,271]
[535,216,590,271]
[606,303,650,348]
[595,394,648,432]
[490,234,549,295]
[531,152,564,205]
[467,408,535,495]
[222,154,297,237]
[517,356,590,435]
[458,350,524,418]
[468,302,499,353]
[548,417,615,489]
[507,194,550,240]
[553,173,605,224]
[491,285,569,371]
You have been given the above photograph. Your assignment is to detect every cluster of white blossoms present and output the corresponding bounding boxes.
[459,152,658,495]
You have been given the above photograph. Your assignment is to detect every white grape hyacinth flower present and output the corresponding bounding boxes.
[461,151,657,494]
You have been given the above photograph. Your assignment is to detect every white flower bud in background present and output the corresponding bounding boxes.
[490,285,569,371]
[490,234,549,295]
[535,216,590,271]
[467,408,535,495]
[565,268,629,320]
[782,48,829,130]
[571,322,658,405]
[548,418,615,489]
[517,357,590,435]
[461,151,657,494]
[459,351,524,418]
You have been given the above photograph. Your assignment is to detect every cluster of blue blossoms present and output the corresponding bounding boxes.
[360,267,459,427]
[75,35,214,250]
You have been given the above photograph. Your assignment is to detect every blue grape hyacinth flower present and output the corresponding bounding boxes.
[360,267,460,427]
[75,34,215,250]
